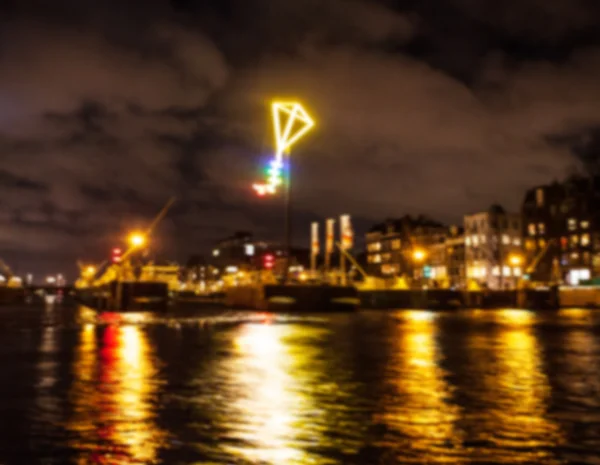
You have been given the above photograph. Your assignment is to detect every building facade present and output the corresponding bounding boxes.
[365,215,453,284]
[464,205,522,290]
[522,177,600,285]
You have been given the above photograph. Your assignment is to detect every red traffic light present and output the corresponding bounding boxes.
[263,254,275,269]
[111,247,122,263]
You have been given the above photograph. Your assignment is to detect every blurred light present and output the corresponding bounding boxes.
[226,266,239,273]
[46,276,56,284]
[245,244,255,256]
[509,254,523,266]
[213,249,220,257]
[129,232,146,248]
[413,249,426,262]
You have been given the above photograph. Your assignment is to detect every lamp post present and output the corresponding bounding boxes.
[253,101,315,284]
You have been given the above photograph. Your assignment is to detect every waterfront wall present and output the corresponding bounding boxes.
[359,288,559,310]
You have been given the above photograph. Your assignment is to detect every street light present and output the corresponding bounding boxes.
[413,248,426,263]
[128,232,146,248]
[509,254,523,266]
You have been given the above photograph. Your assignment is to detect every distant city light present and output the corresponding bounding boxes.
[245,244,255,256]
[213,249,220,257]
[46,276,56,284]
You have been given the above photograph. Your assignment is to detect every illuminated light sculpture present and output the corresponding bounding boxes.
[253,101,315,196]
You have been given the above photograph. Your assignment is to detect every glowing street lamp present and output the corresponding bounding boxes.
[413,248,426,263]
[128,232,147,248]
[253,101,315,196]
[508,254,523,266]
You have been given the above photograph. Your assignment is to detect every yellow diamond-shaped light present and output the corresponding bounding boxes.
[253,101,315,196]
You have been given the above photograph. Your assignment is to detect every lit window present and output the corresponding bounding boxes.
[581,220,590,229]
[539,239,546,248]
[502,234,510,245]
[525,239,535,251]
[391,239,401,250]
[472,235,479,246]
[492,266,500,276]
[502,266,511,277]
[367,255,373,264]
[582,234,590,246]
[513,237,521,246]
[481,235,486,244]
[373,242,382,251]
[536,188,544,207]
[528,223,536,236]
[571,235,579,247]
[571,252,579,261]
[560,236,568,250]
[538,223,545,235]
[480,267,487,277]
[513,267,522,277]
[465,237,471,247]
[568,218,577,231]
[373,254,381,263]
[245,244,255,256]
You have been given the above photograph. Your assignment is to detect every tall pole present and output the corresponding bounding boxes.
[283,156,291,285]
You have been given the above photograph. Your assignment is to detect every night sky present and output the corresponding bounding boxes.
[1,0,600,280]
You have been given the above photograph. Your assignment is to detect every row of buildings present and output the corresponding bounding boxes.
[365,176,600,289]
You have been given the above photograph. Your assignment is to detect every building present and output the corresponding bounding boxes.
[522,176,600,285]
[365,215,449,281]
[210,231,310,275]
[464,205,523,290]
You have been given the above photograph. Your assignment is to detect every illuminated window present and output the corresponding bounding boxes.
[492,266,500,276]
[561,236,568,250]
[581,220,590,229]
[525,239,535,251]
[481,235,487,244]
[582,233,590,246]
[536,188,544,207]
[539,239,546,248]
[373,254,381,263]
[513,267,522,277]
[538,223,545,235]
[528,223,536,236]
[481,267,487,277]
[465,236,471,246]
[513,237,521,246]
[391,239,401,250]
[472,235,479,246]
[568,218,577,231]
[502,234,510,245]
[372,242,382,252]
[571,235,579,247]
[571,252,579,261]
[502,266,511,277]
[245,244,255,256]
[382,253,391,262]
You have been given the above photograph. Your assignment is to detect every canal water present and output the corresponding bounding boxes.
[1,305,600,464]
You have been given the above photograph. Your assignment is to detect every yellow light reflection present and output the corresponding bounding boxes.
[228,323,301,463]
[467,309,562,463]
[68,324,165,464]
[379,310,461,460]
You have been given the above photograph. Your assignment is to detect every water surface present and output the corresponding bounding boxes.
[1,305,600,464]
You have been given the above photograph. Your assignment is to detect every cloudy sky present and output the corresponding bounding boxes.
[1,0,600,278]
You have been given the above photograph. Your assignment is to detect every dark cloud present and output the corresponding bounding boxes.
[0,0,598,279]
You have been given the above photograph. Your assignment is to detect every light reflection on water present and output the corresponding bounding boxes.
[1,306,600,464]
[67,319,166,464]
